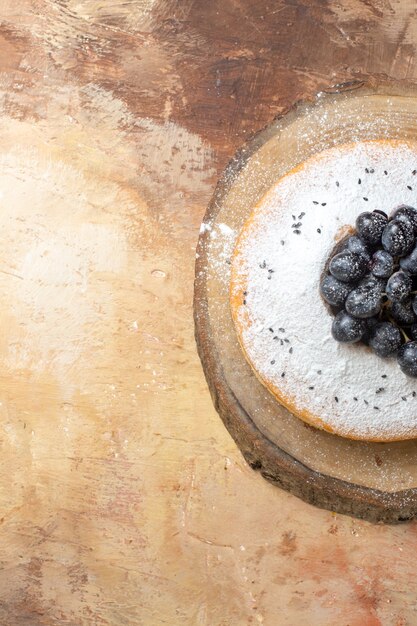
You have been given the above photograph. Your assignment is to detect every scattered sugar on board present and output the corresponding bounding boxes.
[206,222,237,283]
[230,140,417,440]
[200,222,212,233]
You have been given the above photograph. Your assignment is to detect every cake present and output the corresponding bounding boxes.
[230,140,417,442]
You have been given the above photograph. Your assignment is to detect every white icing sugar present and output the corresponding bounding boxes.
[200,222,213,233]
[231,140,417,440]
[218,222,234,236]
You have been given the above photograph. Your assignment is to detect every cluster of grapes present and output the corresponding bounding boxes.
[321,205,417,377]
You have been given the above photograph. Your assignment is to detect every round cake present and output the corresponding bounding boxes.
[230,139,417,442]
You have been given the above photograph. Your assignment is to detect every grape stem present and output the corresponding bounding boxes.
[400,327,411,342]
[387,314,410,342]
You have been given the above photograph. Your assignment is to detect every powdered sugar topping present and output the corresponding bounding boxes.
[231,140,417,440]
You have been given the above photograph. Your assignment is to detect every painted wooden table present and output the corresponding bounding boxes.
[1,2,417,625]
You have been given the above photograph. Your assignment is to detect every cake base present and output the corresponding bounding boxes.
[194,79,417,523]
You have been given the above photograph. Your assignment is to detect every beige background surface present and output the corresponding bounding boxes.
[1,1,417,624]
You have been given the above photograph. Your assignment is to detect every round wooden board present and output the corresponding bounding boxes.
[194,79,417,524]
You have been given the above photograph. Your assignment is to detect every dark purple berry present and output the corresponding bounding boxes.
[356,211,387,246]
[344,235,371,261]
[398,341,417,377]
[331,310,366,343]
[391,300,415,326]
[369,322,402,357]
[381,218,414,257]
[386,270,412,302]
[371,249,394,278]
[412,294,417,316]
[329,251,368,283]
[366,316,379,331]
[400,244,417,274]
[390,205,417,234]
[320,274,352,307]
[345,275,383,318]
[326,205,417,372]
[362,316,379,344]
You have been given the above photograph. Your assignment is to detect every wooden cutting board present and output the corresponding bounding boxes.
[195,79,417,523]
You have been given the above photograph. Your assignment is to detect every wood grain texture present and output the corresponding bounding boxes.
[1,1,417,624]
